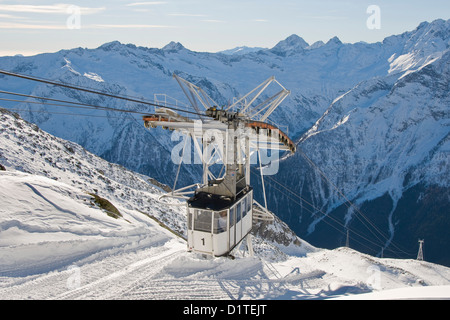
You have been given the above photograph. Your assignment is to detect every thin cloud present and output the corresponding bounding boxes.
[0,4,105,15]
[168,13,206,17]
[298,14,348,20]
[202,19,226,23]
[0,13,26,19]
[0,22,67,30]
[0,22,175,30]
[126,2,167,6]
[92,24,175,29]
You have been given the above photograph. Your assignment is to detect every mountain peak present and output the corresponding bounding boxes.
[306,40,325,50]
[411,18,450,37]
[98,41,123,51]
[382,18,450,56]
[418,18,450,39]
[271,34,309,55]
[325,36,342,46]
[162,41,186,52]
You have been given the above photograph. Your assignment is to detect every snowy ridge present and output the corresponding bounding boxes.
[1,108,450,300]
[264,19,450,265]
[292,48,449,241]
[218,46,266,55]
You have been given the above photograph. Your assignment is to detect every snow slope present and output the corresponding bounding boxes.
[1,169,449,300]
[0,108,449,300]
[273,35,450,265]
[333,285,450,300]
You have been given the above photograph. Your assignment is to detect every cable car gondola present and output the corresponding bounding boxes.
[143,74,295,257]
[187,187,253,256]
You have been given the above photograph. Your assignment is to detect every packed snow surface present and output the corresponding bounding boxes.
[0,108,448,299]
[0,170,448,300]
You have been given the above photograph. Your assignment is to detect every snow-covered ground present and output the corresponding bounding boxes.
[0,108,449,300]
[333,285,450,300]
[1,171,448,300]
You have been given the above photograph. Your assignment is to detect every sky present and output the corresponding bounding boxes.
[0,0,449,56]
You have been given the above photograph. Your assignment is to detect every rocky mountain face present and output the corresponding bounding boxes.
[0,19,448,265]
[270,48,449,265]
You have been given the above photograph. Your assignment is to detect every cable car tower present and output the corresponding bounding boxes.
[143,74,295,256]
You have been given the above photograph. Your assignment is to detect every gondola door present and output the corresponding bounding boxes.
[188,209,214,254]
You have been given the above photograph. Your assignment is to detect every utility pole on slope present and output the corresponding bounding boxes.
[417,239,424,261]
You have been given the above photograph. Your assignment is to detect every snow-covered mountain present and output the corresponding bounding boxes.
[1,108,449,300]
[269,19,450,266]
[0,19,449,267]
[218,46,266,55]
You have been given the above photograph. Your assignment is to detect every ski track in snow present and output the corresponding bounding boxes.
[0,166,448,300]
[0,236,322,300]
[0,105,449,300]
[56,239,184,300]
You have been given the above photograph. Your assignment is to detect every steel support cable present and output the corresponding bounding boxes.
[0,96,147,121]
[172,134,188,193]
[0,90,147,115]
[296,148,389,241]
[249,168,395,254]
[2,107,124,119]
[296,147,415,257]
[0,97,143,117]
[257,170,412,258]
[249,169,386,254]
[0,72,191,114]
[0,69,204,117]
[257,148,268,212]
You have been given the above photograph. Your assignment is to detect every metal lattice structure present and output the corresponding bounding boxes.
[143,74,295,256]
[417,239,424,261]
